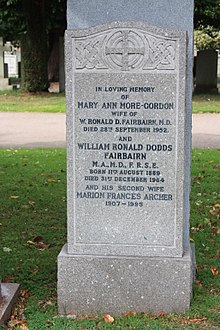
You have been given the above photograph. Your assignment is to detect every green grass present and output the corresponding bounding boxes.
[0,149,220,329]
[0,90,220,113]
[192,94,220,113]
[0,90,65,112]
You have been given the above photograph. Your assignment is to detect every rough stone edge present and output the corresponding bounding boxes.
[57,243,195,316]
[0,283,20,327]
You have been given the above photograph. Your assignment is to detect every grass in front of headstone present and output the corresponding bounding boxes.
[0,90,220,113]
[0,90,65,112]
[0,148,219,330]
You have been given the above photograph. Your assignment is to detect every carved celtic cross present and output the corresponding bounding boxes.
[105,31,144,71]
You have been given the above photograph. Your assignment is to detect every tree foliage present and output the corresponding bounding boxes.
[0,0,66,92]
[194,0,220,50]
[0,0,66,40]
[194,0,220,30]
[0,0,25,40]
[194,28,220,50]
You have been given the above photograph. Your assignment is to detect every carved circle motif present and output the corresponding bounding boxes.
[104,30,147,71]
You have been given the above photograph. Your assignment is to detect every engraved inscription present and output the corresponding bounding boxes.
[67,22,187,257]
[74,72,177,248]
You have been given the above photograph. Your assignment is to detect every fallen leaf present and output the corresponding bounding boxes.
[27,240,36,246]
[212,251,220,259]
[20,289,29,298]
[38,299,53,310]
[32,236,43,243]
[103,314,114,323]
[27,240,50,250]
[7,288,29,329]
[47,178,56,183]
[28,200,35,206]
[189,317,207,323]
[158,311,166,318]
[9,319,23,326]
[20,322,29,330]
[36,242,50,250]
[209,208,219,216]
[8,319,28,329]
[211,266,219,276]
[10,195,19,199]
[211,225,218,236]
[150,311,166,319]
[122,310,137,317]
[97,321,103,326]
[182,317,207,324]
[195,279,202,287]
[2,275,14,283]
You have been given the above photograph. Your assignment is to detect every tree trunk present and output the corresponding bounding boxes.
[21,0,49,92]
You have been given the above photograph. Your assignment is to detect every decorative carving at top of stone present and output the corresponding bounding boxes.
[73,28,177,71]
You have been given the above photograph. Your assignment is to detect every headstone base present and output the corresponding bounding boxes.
[0,283,20,327]
[0,78,12,91]
[58,244,195,316]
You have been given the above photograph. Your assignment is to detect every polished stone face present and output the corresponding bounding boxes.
[65,21,187,258]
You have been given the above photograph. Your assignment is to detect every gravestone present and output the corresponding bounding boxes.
[59,37,65,92]
[218,53,220,79]
[58,0,195,315]
[0,283,20,326]
[195,49,218,94]
[0,38,12,90]
[4,49,18,78]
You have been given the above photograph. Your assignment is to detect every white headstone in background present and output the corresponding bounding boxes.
[4,53,17,77]
[58,0,195,316]
[0,38,12,90]
[4,41,20,78]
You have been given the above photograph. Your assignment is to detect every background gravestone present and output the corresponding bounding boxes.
[58,0,195,315]
[0,37,13,90]
[195,49,218,94]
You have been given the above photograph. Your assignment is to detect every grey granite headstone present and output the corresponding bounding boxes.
[0,283,20,327]
[58,0,195,316]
